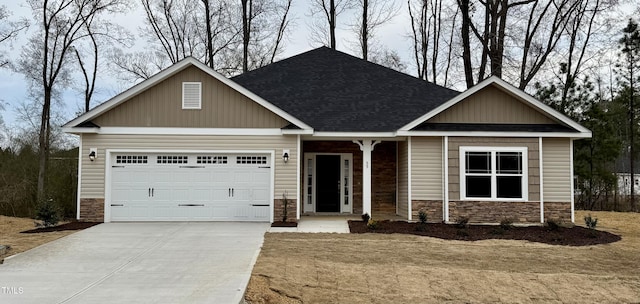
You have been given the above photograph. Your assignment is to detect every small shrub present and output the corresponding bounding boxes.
[500,218,514,230]
[584,214,598,230]
[36,198,61,228]
[418,210,428,224]
[455,216,470,228]
[545,218,562,231]
[362,213,370,223]
[367,219,378,230]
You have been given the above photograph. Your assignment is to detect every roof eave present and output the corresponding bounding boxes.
[397,130,592,138]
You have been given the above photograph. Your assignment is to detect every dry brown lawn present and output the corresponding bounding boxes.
[245,211,640,304]
[0,216,79,260]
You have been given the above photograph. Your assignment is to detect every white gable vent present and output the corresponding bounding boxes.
[182,82,202,109]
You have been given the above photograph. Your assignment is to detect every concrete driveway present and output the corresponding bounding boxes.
[0,222,268,304]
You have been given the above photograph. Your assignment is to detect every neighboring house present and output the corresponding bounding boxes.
[63,47,591,224]
[614,155,640,195]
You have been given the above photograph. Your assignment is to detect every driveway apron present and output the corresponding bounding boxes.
[0,222,268,304]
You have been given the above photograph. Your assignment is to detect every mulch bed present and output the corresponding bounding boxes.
[348,220,621,246]
[21,222,101,234]
[271,221,298,227]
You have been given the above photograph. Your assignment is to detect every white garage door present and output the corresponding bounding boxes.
[109,153,271,221]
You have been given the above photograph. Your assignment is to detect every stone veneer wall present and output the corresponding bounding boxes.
[274,198,298,222]
[411,200,443,223]
[543,202,572,221]
[79,198,105,222]
[372,142,397,213]
[448,201,541,223]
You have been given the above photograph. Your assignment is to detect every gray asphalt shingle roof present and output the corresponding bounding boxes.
[232,47,460,132]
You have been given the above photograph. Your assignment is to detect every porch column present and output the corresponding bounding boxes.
[353,139,380,216]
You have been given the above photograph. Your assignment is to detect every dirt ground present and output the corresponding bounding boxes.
[245,211,640,304]
[0,216,80,260]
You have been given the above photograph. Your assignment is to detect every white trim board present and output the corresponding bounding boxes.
[65,127,291,136]
[399,76,592,137]
[63,57,312,131]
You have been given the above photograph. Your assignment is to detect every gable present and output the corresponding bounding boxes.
[427,85,556,124]
[92,66,289,128]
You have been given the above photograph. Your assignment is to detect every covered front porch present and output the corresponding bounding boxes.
[300,139,403,219]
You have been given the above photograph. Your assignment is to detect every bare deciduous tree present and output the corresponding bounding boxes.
[352,0,398,61]
[17,0,126,201]
[308,0,352,49]
[0,5,29,68]
[409,0,459,85]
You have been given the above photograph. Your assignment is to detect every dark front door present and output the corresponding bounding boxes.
[316,155,341,212]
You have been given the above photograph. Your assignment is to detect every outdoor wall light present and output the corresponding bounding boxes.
[89,148,98,162]
[283,149,290,163]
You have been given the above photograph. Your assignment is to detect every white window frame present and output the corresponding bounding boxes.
[182,82,202,109]
[459,146,528,201]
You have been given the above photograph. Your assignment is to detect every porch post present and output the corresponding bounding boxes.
[353,139,380,216]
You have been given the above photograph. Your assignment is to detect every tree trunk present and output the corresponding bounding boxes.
[203,0,214,68]
[37,87,52,202]
[330,0,336,49]
[458,0,473,88]
[241,0,250,72]
[362,0,368,60]
[631,65,636,211]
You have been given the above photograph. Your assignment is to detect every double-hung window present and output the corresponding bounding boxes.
[460,147,528,201]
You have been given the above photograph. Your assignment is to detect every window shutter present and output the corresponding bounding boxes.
[182,82,202,109]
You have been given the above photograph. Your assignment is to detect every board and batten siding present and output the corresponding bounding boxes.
[542,138,572,201]
[448,137,540,201]
[79,134,298,199]
[92,66,288,128]
[410,137,443,200]
[397,141,409,217]
[428,85,556,124]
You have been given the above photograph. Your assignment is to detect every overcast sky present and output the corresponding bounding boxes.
[0,1,413,132]
[1,1,637,139]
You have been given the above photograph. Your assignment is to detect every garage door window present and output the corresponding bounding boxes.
[237,156,267,164]
[116,155,148,164]
[197,156,228,164]
[157,156,188,164]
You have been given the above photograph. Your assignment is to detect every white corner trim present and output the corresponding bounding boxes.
[296,135,301,220]
[407,137,412,221]
[399,76,592,136]
[443,136,449,222]
[76,136,83,220]
[570,139,575,223]
[539,137,544,223]
[63,57,312,131]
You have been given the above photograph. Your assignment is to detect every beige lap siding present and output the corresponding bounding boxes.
[542,138,573,221]
[410,137,444,221]
[79,134,298,200]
